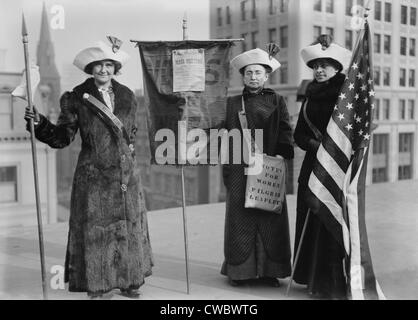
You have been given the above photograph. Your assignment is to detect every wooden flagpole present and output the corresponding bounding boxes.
[21,13,48,300]
[180,11,191,295]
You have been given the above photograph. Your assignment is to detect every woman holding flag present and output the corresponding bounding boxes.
[293,35,352,299]
[24,37,153,299]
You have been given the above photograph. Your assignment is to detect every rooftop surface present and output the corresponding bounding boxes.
[0,180,417,300]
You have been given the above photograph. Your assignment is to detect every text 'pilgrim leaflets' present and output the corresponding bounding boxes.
[244,155,286,213]
[172,49,205,92]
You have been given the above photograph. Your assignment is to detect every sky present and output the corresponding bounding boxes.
[0,0,210,91]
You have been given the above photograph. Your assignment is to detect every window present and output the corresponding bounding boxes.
[374,66,381,86]
[398,133,414,180]
[384,2,391,22]
[411,7,417,25]
[346,0,353,16]
[409,69,415,87]
[241,33,247,52]
[372,134,389,183]
[279,0,288,13]
[373,98,381,120]
[408,100,415,120]
[374,34,381,53]
[326,0,334,13]
[346,30,353,50]
[251,0,257,19]
[226,6,231,24]
[399,133,413,152]
[251,31,258,49]
[269,28,277,43]
[313,26,322,41]
[401,5,408,24]
[280,62,288,84]
[375,1,382,20]
[373,134,388,154]
[399,99,406,120]
[400,68,406,86]
[314,0,322,11]
[269,0,276,14]
[383,35,391,54]
[383,67,391,86]
[326,27,334,37]
[400,37,407,55]
[0,94,13,131]
[0,166,18,203]
[382,99,390,119]
[280,26,288,48]
[241,1,246,21]
[410,38,416,56]
[217,8,222,26]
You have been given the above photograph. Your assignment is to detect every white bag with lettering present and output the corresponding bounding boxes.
[238,97,286,214]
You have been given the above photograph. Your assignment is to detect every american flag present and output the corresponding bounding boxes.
[306,20,385,299]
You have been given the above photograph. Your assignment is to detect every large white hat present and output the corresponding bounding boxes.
[73,37,130,74]
[300,35,352,71]
[231,47,281,73]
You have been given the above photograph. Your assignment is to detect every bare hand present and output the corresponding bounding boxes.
[24,105,40,125]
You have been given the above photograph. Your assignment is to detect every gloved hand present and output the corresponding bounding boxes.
[24,105,41,126]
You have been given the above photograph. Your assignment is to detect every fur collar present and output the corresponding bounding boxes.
[72,78,133,115]
[305,72,345,104]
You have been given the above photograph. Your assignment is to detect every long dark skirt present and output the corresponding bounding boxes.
[293,184,347,299]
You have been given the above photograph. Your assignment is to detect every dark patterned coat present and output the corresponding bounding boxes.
[221,87,294,280]
[293,73,347,298]
[32,78,153,294]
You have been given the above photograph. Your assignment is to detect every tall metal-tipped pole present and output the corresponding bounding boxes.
[182,12,188,41]
[180,11,191,295]
[21,13,48,300]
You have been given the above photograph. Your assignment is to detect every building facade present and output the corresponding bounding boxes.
[0,71,57,228]
[210,0,418,190]
[0,3,63,227]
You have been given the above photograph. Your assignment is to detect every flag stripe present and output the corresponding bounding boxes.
[322,134,350,171]
[308,173,350,253]
[345,150,365,300]
[312,160,344,207]
[327,119,352,161]
[316,144,347,189]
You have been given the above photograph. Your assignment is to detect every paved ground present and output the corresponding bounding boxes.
[0,180,417,300]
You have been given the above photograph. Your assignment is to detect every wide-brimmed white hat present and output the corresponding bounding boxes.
[231,47,281,73]
[301,35,352,71]
[73,37,130,74]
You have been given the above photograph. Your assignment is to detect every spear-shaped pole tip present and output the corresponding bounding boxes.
[22,13,28,37]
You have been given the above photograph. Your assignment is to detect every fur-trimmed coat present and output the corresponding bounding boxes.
[33,78,153,294]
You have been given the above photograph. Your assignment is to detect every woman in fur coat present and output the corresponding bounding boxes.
[24,38,153,298]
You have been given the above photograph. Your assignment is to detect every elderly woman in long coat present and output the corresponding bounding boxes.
[221,46,294,287]
[293,35,352,299]
[25,38,153,298]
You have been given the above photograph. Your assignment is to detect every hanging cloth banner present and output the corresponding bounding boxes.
[133,40,238,165]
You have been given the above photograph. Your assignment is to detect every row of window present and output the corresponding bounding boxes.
[217,0,417,27]
[217,0,289,26]
[240,28,288,51]
[373,98,416,121]
[374,34,417,56]
[373,133,414,154]
[372,133,414,182]
[374,67,416,87]
[400,37,416,56]
[400,4,417,25]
